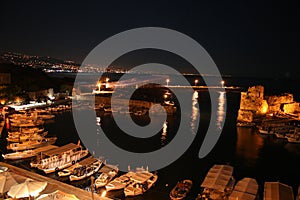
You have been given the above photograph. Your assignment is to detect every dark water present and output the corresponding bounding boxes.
[1,78,300,199]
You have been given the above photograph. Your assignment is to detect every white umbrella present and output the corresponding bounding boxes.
[0,172,19,194]
[37,190,80,200]
[8,178,47,199]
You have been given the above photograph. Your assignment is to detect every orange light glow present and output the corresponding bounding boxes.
[260,101,268,114]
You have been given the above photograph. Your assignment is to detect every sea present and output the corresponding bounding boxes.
[1,73,300,200]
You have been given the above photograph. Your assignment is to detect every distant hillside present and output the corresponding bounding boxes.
[0,63,55,91]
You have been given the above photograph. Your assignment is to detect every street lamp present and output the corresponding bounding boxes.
[166,78,170,86]
[221,80,225,88]
[194,79,199,86]
[97,82,101,91]
[105,78,110,88]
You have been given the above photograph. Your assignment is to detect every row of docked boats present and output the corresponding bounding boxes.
[257,118,300,143]
[3,109,59,160]
[171,164,296,200]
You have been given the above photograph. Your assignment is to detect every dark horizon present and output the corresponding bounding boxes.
[0,1,299,79]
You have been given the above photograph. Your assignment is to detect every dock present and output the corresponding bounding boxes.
[0,162,112,200]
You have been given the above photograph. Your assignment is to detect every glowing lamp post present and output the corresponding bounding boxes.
[221,80,225,88]
[105,78,110,88]
[97,82,101,91]
[166,78,170,87]
[194,79,199,86]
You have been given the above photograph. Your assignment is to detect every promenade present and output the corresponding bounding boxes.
[0,162,112,200]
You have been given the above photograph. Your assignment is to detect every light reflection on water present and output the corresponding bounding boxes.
[216,91,226,130]
[190,91,199,135]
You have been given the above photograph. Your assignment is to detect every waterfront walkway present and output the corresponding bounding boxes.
[0,162,112,200]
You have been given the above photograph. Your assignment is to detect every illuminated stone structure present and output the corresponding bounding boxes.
[238,86,300,122]
[237,85,268,122]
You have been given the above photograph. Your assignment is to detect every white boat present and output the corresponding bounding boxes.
[286,136,300,143]
[30,143,89,174]
[105,174,132,191]
[69,157,103,181]
[285,128,300,143]
[124,168,158,197]
[95,164,119,188]
[7,137,57,151]
[201,164,235,200]
[7,131,48,143]
[275,133,286,139]
[229,178,258,200]
[57,163,81,177]
[2,150,36,160]
[169,179,193,200]
[2,145,57,160]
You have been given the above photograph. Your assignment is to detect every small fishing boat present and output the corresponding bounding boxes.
[200,164,235,200]
[2,150,36,160]
[105,174,132,192]
[7,137,57,151]
[124,167,158,197]
[229,177,258,200]
[69,157,103,181]
[169,179,193,200]
[95,164,119,188]
[7,131,48,143]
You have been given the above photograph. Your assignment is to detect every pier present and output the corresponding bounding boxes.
[0,162,112,200]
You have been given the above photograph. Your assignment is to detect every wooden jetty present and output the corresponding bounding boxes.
[0,162,112,200]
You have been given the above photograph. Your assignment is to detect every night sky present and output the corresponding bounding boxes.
[0,1,299,78]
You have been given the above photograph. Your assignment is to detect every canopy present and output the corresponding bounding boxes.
[229,178,258,200]
[0,172,18,194]
[264,182,294,200]
[234,178,258,195]
[8,178,47,198]
[201,165,234,192]
[37,190,80,200]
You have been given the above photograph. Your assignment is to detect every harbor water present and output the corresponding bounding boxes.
[1,78,300,199]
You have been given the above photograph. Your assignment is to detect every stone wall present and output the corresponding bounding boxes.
[237,86,267,122]
[238,86,300,122]
[266,93,296,113]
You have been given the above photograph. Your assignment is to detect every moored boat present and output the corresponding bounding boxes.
[169,179,193,200]
[7,137,57,151]
[7,131,48,143]
[200,164,235,200]
[2,150,35,160]
[30,143,89,174]
[264,182,294,200]
[69,157,103,181]
[124,168,158,197]
[95,164,119,188]
[229,177,258,200]
[105,174,132,192]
